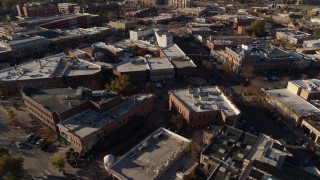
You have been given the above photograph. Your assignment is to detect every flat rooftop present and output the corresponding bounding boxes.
[23,86,118,113]
[147,57,174,71]
[170,59,197,69]
[109,128,191,180]
[7,36,47,47]
[170,86,240,116]
[290,79,320,93]
[58,94,152,139]
[162,44,186,58]
[266,89,320,117]
[114,57,149,73]
[0,53,101,81]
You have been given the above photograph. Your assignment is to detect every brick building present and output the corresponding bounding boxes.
[58,3,77,14]
[16,2,59,19]
[57,94,155,152]
[287,79,320,101]
[0,53,102,95]
[40,14,101,30]
[168,86,241,130]
[21,86,121,135]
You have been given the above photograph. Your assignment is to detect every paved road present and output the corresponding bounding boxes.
[0,109,63,179]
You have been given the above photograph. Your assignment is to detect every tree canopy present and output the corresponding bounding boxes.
[0,154,24,180]
[51,155,66,172]
[245,20,266,37]
[106,75,134,96]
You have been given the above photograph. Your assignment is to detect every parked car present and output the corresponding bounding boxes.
[30,136,40,144]
[15,141,23,148]
[36,138,45,146]
[40,142,49,151]
[26,133,35,141]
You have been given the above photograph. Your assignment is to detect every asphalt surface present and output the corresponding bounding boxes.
[0,108,63,179]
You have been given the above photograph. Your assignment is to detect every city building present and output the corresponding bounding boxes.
[21,86,121,135]
[108,20,134,30]
[208,14,262,29]
[187,27,213,37]
[303,39,320,48]
[168,0,190,8]
[308,8,320,16]
[220,43,309,74]
[199,125,258,179]
[175,7,206,16]
[73,3,119,14]
[301,114,320,145]
[265,87,320,125]
[130,28,154,41]
[91,42,124,58]
[40,14,101,30]
[16,2,59,19]
[199,125,319,179]
[240,133,318,180]
[0,24,14,38]
[125,8,158,20]
[113,56,174,83]
[57,94,155,152]
[58,3,77,14]
[107,127,198,180]
[160,44,197,79]
[276,28,314,45]
[168,86,241,130]
[206,39,233,51]
[0,53,102,95]
[155,31,173,48]
[1,36,48,60]
[208,35,252,46]
[287,79,320,101]
[0,43,12,63]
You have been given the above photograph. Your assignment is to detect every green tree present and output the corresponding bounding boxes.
[50,155,66,173]
[0,154,24,180]
[106,75,134,96]
[246,20,266,37]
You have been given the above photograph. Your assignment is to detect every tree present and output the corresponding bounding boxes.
[106,75,134,96]
[40,127,55,141]
[50,155,66,173]
[246,20,265,37]
[0,154,24,180]
[170,114,186,130]
[7,109,18,127]
[188,131,204,160]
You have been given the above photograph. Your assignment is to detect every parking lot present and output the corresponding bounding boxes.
[0,102,65,179]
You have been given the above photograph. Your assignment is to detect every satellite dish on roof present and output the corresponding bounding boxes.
[103,154,115,169]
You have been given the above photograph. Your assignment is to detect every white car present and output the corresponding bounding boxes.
[36,138,45,146]
[15,141,23,148]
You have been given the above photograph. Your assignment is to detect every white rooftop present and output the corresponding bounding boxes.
[266,89,320,117]
[92,42,123,53]
[109,127,191,180]
[146,57,174,71]
[162,44,187,58]
[290,79,320,93]
[63,27,110,36]
[58,94,152,139]
[0,53,101,81]
[170,86,240,116]
[114,57,149,73]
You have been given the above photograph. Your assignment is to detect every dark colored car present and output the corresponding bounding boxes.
[40,142,49,151]
[30,136,40,144]
[26,133,35,142]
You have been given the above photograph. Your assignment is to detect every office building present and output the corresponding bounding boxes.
[168,86,241,130]
[0,53,102,95]
[107,127,197,180]
[57,94,155,152]
[16,2,59,19]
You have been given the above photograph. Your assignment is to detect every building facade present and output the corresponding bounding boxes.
[168,86,241,130]
[57,94,155,152]
[155,31,173,48]
[17,2,59,19]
